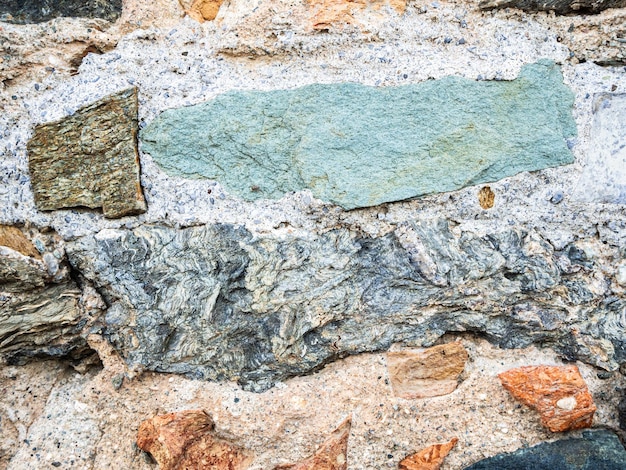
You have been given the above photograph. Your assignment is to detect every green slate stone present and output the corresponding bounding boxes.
[141,60,576,210]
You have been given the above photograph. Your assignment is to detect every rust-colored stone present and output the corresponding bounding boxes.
[308,0,406,30]
[498,365,596,432]
[478,186,495,209]
[398,438,458,470]
[136,410,252,470]
[181,0,224,22]
[0,225,40,259]
[387,343,468,399]
[274,417,351,470]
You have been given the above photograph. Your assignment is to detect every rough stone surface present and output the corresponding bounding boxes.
[399,438,458,470]
[180,0,225,22]
[478,186,495,210]
[498,365,596,432]
[0,226,93,364]
[617,388,626,431]
[387,343,468,399]
[1,340,623,470]
[274,418,350,469]
[479,0,626,14]
[0,0,122,24]
[27,88,146,219]
[464,430,626,470]
[574,94,626,204]
[141,60,576,210]
[66,220,626,392]
[308,0,406,30]
[136,410,252,470]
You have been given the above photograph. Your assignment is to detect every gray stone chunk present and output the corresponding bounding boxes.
[0,0,122,24]
[0,227,88,363]
[574,94,626,205]
[479,0,626,14]
[27,88,147,219]
[66,220,625,392]
[141,60,576,210]
[463,430,626,469]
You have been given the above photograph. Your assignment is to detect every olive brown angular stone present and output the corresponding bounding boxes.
[27,88,147,219]
[65,220,626,392]
[0,0,122,24]
[463,430,626,470]
[399,438,458,470]
[136,410,252,470]
[274,418,351,470]
[141,60,576,210]
[498,365,596,432]
[387,343,468,399]
[478,0,626,14]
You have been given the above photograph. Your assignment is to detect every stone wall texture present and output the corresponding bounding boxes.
[0,0,625,468]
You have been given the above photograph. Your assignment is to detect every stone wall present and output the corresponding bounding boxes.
[1,0,625,469]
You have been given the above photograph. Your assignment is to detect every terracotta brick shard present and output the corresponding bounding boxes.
[399,438,458,470]
[274,417,351,470]
[387,343,468,399]
[27,88,147,219]
[136,410,252,470]
[308,0,406,30]
[180,0,225,22]
[498,365,596,432]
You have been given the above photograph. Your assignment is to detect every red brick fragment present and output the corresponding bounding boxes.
[136,409,251,470]
[498,365,596,432]
[398,438,458,470]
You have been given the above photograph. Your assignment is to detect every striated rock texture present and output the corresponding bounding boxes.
[478,0,626,14]
[464,430,626,469]
[136,410,252,470]
[66,219,626,392]
[0,0,123,24]
[387,343,468,399]
[498,365,596,432]
[399,438,458,470]
[27,88,147,219]
[274,418,350,470]
[141,61,576,210]
[0,226,89,364]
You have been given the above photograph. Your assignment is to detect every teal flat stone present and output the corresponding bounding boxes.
[141,60,576,209]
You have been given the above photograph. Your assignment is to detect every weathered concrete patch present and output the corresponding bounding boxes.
[274,418,350,470]
[66,220,625,392]
[27,88,147,219]
[464,430,626,469]
[141,60,576,210]
[575,94,626,204]
[479,0,626,14]
[0,0,122,24]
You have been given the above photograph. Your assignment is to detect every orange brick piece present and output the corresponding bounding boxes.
[136,410,252,470]
[274,417,351,470]
[308,0,406,30]
[498,365,596,432]
[399,438,458,470]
